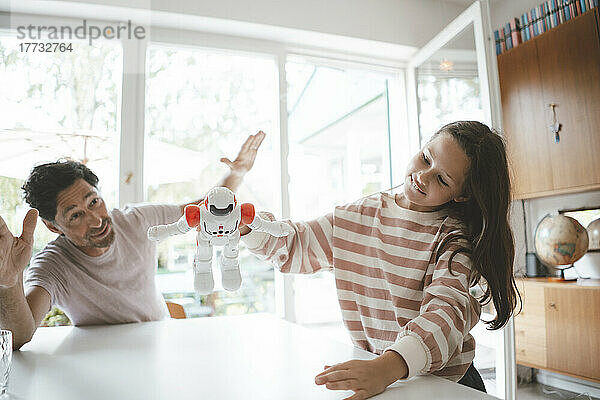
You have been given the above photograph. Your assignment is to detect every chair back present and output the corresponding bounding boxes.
[166,301,186,319]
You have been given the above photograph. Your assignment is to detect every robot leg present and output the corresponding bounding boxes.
[220,235,241,291]
[194,238,214,295]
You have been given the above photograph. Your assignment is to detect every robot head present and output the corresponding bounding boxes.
[206,187,236,216]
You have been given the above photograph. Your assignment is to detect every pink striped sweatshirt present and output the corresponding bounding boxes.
[241,192,481,382]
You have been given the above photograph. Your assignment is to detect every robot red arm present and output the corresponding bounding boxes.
[184,204,202,228]
[240,203,255,225]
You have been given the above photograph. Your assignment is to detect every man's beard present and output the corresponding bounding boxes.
[86,217,115,248]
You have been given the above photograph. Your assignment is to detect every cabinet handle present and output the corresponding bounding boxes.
[549,302,556,309]
[548,103,562,143]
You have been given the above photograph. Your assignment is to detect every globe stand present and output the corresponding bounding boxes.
[548,264,577,282]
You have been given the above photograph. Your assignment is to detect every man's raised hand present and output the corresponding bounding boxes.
[0,209,38,288]
[220,131,266,176]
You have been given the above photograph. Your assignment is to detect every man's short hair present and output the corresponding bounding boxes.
[22,160,99,221]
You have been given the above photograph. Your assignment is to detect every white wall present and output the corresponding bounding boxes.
[510,200,527,276]
[489,0,546,29]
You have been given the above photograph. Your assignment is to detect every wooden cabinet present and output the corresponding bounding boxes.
[498,10,600,199]
[497,40,553,196]
[515,279,600,382]
[515,281,547,368]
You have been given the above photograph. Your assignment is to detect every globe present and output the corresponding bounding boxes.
[587,218,600,251]
[534,215,589,271]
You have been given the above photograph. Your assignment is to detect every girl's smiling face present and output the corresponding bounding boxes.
[399,133,471,212]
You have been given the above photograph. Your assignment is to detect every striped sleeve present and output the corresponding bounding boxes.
[389,246,478,377]
[241,211,334,274]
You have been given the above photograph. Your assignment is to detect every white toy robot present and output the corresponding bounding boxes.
[147,187,291,295]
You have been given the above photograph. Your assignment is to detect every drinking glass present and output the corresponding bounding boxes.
[0,330,12,397]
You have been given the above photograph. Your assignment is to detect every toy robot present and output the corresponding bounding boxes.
[147,187,291,295]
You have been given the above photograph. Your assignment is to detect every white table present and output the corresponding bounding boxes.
[9,314,496,399]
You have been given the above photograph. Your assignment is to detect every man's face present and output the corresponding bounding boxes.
[401,133,470,212]
[45,179,114,256]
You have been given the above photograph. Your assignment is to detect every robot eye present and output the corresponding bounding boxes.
[210,204,233,216]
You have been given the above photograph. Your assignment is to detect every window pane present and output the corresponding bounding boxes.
[144,45,279,318]
[416,72,483,144]
[415,25,484,145]
[0,35,122,255]
[286,60,393,324]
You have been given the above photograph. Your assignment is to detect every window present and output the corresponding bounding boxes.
[0,34,122,255]
[415,25,484,145]
[144,44,279,317]
[0,22,408,325]
[286,59,395,325]
[416,70,483,144]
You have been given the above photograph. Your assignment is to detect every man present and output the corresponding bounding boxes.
[0,132,265,350]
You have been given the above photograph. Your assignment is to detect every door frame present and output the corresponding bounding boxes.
[406,1,515,399]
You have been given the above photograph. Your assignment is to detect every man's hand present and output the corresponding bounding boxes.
[0,209,38,288]
[220,131,266,176]
[181,132,266,212]
[314,352,408,400]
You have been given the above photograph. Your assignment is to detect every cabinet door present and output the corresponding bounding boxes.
[498,41,554,198]
[535,11,600,190]
[514,281,547,368]
[545,287,600,381]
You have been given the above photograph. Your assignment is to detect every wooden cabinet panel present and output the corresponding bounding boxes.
[545,286,600,381]
[516,340,548,368]
[516,279,600,382]
[497,10,600,199]
[498,41,554,196]
[515,280,547,367]
[535,11,600,190]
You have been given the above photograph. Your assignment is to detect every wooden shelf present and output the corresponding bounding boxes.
[498,9,598,58]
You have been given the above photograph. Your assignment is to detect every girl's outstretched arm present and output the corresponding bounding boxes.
[241,211,334,274]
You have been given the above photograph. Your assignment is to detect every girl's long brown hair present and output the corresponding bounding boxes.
[434,121,520,330]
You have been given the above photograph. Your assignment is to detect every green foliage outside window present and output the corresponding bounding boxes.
[40,307,71,327]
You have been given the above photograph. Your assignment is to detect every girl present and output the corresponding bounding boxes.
[240,121,518,399]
